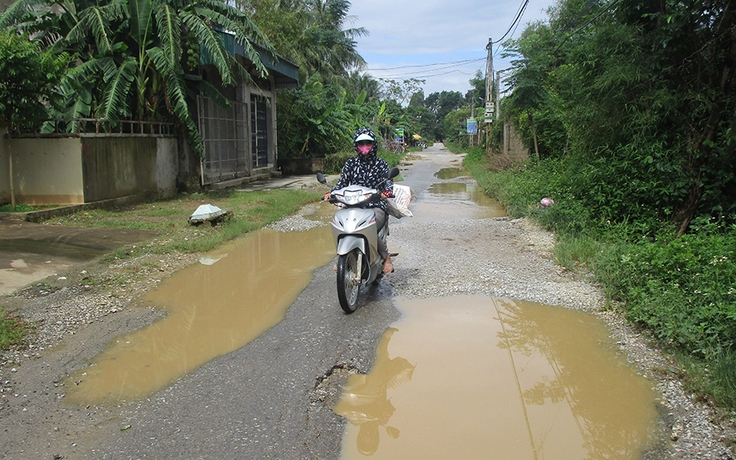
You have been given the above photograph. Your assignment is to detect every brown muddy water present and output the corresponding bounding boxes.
[65,226,334,405]
[410,182,506,221]
[334,296,658,459]
[434,167,467,179]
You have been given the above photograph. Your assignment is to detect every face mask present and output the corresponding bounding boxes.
[357,144,372,155]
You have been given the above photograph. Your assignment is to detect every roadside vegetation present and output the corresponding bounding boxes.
[0,308,27,350]
[453,0,736,411]
[47,189,322,258]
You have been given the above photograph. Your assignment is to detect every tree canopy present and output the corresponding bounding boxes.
[501,0,736,235]
[0,0,485,158]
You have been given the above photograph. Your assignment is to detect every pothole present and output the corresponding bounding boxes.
[314,363,359,408]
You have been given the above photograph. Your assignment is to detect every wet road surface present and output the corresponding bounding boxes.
[40,144,659,459]
[0,220,157,295]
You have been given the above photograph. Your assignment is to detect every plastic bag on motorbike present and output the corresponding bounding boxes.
[387,184,413,218]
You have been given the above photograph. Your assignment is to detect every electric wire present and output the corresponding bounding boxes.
[369,58,486,71]
[362,0,531,87]
[493,0,530,44]
[368,58,486,80]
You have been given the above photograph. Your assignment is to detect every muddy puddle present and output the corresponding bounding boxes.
[434,167,467,179]
[65,226,334,405]
[334,295,658,459]
[410,182,506,221]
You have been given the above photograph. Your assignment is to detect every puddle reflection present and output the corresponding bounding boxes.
[65,226,334,405]
[434,167,467,179]
[333,328,416,455]
[409,183,505,221]
[335,295,657,459]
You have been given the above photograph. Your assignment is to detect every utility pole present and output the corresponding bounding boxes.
[484,38,494,153]
[495,70,501,121]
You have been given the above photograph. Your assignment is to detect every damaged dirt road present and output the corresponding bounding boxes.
[1,144,735,459]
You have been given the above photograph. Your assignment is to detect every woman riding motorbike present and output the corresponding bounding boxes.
[323,127,395,274]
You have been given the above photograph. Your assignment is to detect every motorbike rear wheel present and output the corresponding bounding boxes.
[337,249,362,313]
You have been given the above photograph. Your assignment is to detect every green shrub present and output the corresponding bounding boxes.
[324,151,353,174]
[597,226,736,359]
[0,203,36,212]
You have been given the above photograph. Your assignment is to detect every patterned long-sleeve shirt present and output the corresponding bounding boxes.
[333,155,394,212]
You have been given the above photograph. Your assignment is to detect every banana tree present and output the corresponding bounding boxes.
[1,0,275,156]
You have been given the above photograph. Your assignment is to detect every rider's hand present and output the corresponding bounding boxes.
[323,192,331,201]
[381,190,393,199]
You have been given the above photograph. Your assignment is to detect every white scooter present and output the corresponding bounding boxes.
[318,167,400,313]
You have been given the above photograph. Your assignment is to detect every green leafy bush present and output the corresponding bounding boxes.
[597,225,736,359]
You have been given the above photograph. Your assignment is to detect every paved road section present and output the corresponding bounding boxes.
[0,220,157,295]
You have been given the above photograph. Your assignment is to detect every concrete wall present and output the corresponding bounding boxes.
[13,137,84,204]
[155,137,178,198]
[503,123,529,159]
[1,135,178,205]
[82,137,178,202]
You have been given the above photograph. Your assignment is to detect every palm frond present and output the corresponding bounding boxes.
[101,57,136,122]
[180,13,235,85]
[79,6,115,54]
[129,0,153,48]
[184,74,230,108]
[0,0,50,30]
[63,3,122,53]
[153,3,181,68]
[95,56,120,83]
[166,70,203,156]
[146,46,173,78]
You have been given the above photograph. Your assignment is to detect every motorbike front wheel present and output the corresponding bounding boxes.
[337,249,362,313]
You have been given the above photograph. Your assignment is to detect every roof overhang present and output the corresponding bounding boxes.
[209,30,300,89]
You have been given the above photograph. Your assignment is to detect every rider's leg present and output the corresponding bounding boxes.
[374,208,393,273]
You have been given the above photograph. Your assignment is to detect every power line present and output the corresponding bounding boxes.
[368,58,486,71]
[378,67,480,80]
[493,0,530,44]
[367,58,486,80]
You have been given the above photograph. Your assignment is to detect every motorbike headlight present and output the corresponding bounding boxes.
[342,189,367,206]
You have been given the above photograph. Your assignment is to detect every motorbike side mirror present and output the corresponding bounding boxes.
[388,167,400,179]
[317,173,327,184]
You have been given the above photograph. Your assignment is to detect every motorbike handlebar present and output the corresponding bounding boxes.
[323,191,385,206]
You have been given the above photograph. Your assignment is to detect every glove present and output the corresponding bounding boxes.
[381,190,393,199]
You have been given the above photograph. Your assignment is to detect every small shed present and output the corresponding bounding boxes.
[193,32,300,189]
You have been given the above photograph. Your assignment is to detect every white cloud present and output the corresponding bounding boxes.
[348,0,555,95]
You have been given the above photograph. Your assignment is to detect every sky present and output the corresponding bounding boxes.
[347,0,557,97]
